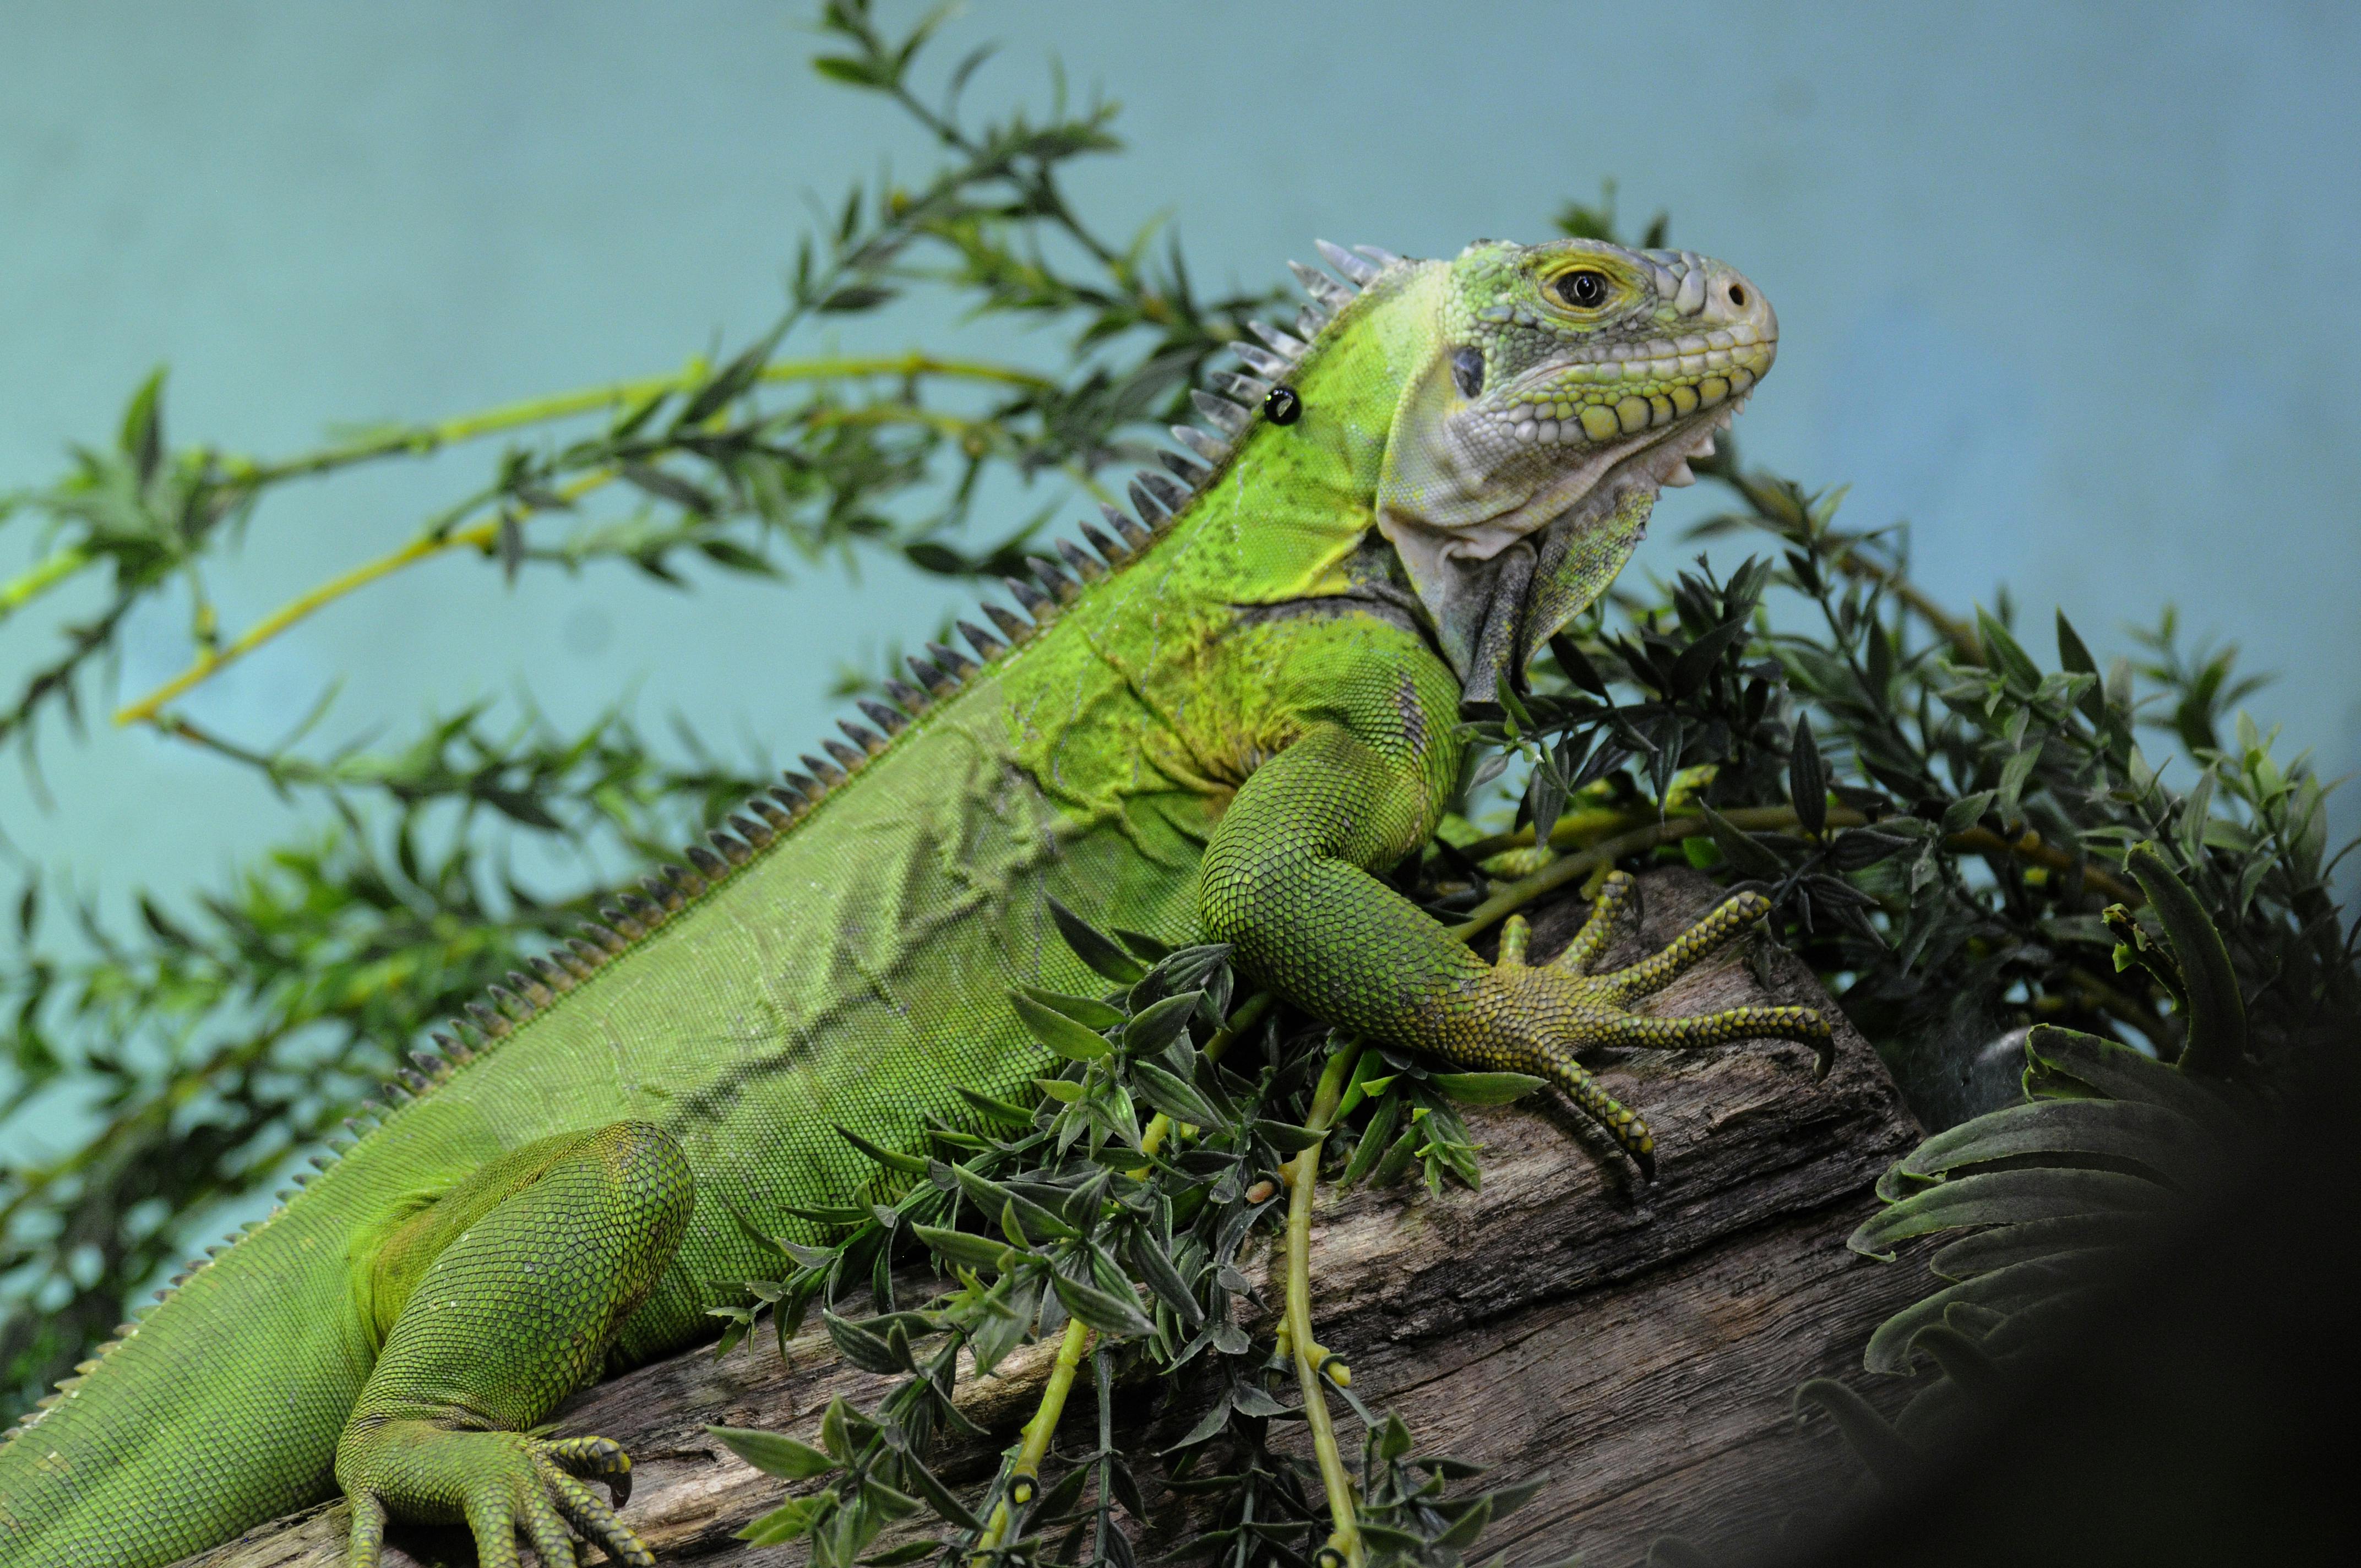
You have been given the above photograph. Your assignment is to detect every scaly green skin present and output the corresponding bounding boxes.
[0,237,1827,1567]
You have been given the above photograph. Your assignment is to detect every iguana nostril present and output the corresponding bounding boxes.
[1729,283,1748,307]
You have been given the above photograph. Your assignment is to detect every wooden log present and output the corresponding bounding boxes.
[186,868,1924,1568]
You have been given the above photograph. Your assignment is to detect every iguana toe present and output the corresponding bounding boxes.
[1469,887,1832,1173]
[339,1423,651,1567]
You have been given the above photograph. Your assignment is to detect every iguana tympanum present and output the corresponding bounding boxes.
[0,236,1825,1567]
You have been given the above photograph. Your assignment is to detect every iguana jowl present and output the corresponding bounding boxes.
[0,236,1824,1567]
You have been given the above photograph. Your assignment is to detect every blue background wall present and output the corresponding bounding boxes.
[4,1,2357,929]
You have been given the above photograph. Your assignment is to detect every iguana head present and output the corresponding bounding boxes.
[1319,237,1776,701]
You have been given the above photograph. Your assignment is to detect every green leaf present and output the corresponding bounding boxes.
[1340,1092,1403,1186]
[1051,1270,1156,1339]
[812,53,890,85]
[1788,715,1827,837]
[1126,1224,1205,1327]
[1112,925,1176,962]
[1427,1071,1549,1106]
[1940,790,1994,837]
[1928,1213,2158,1282]
[1976,607,2044,695]
[1664,615,1751,698]
[1047,895,1149,983]
[1251,1119,1328,1158]
[1123,990,1201,1057]
[119,365,166,486]
[709,1425,837,1480]
[857,1476,923,1522]
[1032,1076,1085,1104]
[780,1202,871,1227]
[1014,983,1125,1032]
[677,337,771,426]
[2125,842,2249,1075]
[891,1447,982,1532]
[1696,803,1787,881]
[1793,1379,1922,1489]
[823,1309,911,1375]
[953,1085,1036,1127]
[737,1494,828,1545]
[2055,610,2107,725]
[1129,1058,1222,1128]
[2022,1025,2246,1137]
[1864,1256,2102,1373]
[1848,1168,2175,1261]
[911,1223,1017,1273]
[948,1162,1075,1240]
[1010,990,1112,1060]
[1891,1098,2222,1186]
[1995,744,2041,819]
[1528,752,1567,848]
[1433,1494,1492,1548]
[834,1124,930,1176]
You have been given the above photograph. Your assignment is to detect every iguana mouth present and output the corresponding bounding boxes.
[1493,325,1775,449]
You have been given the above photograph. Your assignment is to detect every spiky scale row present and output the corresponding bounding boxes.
[3,237,1385,1457]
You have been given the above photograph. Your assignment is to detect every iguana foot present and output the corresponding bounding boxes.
[1471,871,1834,1177]
[341,1424,650,1567]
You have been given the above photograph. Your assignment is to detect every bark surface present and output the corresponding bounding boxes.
[186,869,1923,1568]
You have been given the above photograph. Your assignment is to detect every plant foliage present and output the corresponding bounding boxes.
[0,2,2352,1561]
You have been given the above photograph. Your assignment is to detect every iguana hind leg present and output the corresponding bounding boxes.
[334,1120,693,1567]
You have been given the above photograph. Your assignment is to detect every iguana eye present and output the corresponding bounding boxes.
[1554,270,1611,309]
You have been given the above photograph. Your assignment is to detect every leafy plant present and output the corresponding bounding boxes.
[702,910,1547,1565]
[0,3,2352,1564]
[1792,845,2319,1499]
[1444,459,2357,1126]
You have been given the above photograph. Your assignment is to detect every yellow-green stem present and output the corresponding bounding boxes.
[1452,803,2138,939]
[971,1316,1094,1556]
[239,353,1054,483]
[971,992,1270,1556]
[0,545,91,624]
[1286,1036,1369,1567]
[114,468,615,725]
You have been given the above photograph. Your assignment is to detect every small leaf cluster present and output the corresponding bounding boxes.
[706,907,1539,1564]
[1798,852,2276,1496]
[1349,1413,1565,1568]
[1444,433,2355,1126]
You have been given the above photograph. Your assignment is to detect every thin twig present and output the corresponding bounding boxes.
[970,1316,1095,1557]
[1285,1036,1369,1567]
[1455,805,2140,935]
[113,469,616,726]
[233,353,1054,485]
[0,546,91,624]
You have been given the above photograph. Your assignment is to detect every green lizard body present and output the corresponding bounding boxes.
[0,237,1824,1567]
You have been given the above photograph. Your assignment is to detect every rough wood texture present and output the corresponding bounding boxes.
[187,869,1923,1568]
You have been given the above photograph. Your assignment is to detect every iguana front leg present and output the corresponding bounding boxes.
[335,1121,694,1566]
[1200,699,1831,1177]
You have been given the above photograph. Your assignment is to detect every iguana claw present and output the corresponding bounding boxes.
[341,1426,650,1568]
[1479,871,1835,1177]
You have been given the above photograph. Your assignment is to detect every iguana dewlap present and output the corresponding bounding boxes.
[0,237,1826,1567]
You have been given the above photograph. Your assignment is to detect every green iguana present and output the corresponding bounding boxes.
[0,235,1824,1568]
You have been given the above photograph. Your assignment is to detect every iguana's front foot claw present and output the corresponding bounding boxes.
[1482,872,1835,1178]
[340,1423,651,1568]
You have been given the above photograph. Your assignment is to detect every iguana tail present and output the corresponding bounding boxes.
[0,1191,369,1567]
